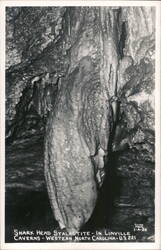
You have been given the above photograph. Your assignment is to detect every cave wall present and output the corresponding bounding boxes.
[5,6,155,240]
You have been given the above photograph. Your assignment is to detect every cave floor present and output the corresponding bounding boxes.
[5,134,154,242]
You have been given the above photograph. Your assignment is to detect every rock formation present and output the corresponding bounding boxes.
[6,6,155,236]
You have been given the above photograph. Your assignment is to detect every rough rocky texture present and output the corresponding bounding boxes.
[6,6,155,239]
[6,7,66,134]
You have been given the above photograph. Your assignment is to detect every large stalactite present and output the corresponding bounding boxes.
[44,7,122,232]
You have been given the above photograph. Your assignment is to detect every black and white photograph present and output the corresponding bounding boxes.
[0,1,161,249]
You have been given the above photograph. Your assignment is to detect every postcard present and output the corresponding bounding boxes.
[0,1,161,249]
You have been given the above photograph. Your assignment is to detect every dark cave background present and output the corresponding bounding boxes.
[5,6,155,242]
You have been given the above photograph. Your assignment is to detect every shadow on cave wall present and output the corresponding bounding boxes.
[81,118,123,232]
[82,152,122,232]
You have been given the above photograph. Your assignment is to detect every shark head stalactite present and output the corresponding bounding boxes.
[44,7,122,233]
[44,57,114,233]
